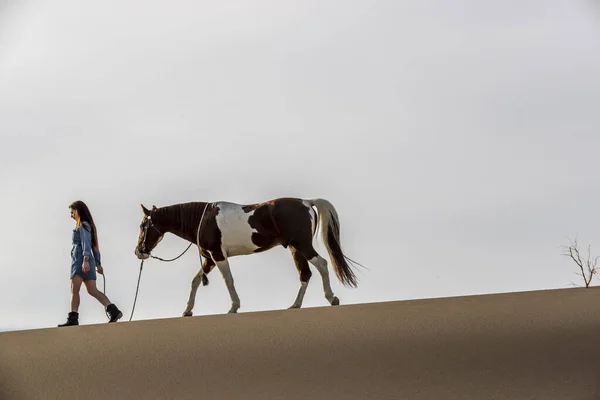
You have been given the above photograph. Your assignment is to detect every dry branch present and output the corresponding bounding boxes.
[562,236,598,288]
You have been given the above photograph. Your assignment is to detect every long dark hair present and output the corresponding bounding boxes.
[69,200,99,251]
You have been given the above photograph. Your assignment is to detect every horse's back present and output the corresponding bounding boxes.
[211,198,314,257]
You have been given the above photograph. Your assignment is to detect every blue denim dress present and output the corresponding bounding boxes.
[71,221,101,280]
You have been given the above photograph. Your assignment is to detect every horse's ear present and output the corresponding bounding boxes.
[152,205,157,211]
[141,204,151,216]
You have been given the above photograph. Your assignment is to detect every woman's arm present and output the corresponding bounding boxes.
[79,223,94,263]
[93,247,102,267]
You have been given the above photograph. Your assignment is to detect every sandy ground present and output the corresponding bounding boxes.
[1,287,600,400]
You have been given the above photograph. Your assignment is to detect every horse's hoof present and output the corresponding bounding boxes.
[331,297,340,306]
[228,308,239,314]
[288,304,300,309]
[182,311,193,317]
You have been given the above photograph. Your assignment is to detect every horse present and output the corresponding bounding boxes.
[134,197,363,316]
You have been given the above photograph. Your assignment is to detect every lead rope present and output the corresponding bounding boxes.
[128,260,144,321]
[127,247,192,322]
[128,203,211,322]
[101,269,110,320]
[194,203,210,282]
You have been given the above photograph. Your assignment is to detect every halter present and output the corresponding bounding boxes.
[138,215,166,258]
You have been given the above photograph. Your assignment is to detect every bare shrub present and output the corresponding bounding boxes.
[562,236,598,288]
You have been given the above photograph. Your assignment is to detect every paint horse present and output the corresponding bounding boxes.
[134,197,362,316]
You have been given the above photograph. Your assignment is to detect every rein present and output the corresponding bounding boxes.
[128,203,211,322]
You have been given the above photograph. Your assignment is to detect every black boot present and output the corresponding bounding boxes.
[106,303,123,323]
[58,311,79,327]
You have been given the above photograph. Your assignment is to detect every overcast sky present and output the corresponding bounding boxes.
[1,0,599,331]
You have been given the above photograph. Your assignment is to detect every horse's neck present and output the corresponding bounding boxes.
[158,202,207,244]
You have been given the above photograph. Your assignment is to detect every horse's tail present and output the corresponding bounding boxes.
[308,198,361,288]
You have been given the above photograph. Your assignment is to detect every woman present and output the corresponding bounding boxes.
[58,200,123,326]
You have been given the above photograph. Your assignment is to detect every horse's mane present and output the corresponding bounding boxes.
[155,202,207,236]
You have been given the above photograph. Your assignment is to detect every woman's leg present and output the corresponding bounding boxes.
[70,275,84,312]
[83,279,111,307]
[84,279,123,322]
[59,275,83,327]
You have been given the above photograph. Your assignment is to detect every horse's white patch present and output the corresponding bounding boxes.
[214,201,260,257]
[302,199,317,234]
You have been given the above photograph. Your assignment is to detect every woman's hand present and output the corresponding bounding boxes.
[97,265,104,275]
[82,260,90,273]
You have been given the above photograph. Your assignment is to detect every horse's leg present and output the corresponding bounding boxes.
[301,246,339,306]
[183,258,215,317]
[182,270,203,317]
[213,254,241,314]
[288,246,312,309]
[270,199,338,306]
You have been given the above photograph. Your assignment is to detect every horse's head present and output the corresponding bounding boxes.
[135,204,164,260]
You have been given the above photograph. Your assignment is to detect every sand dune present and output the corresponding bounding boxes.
[1,287,600,399]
